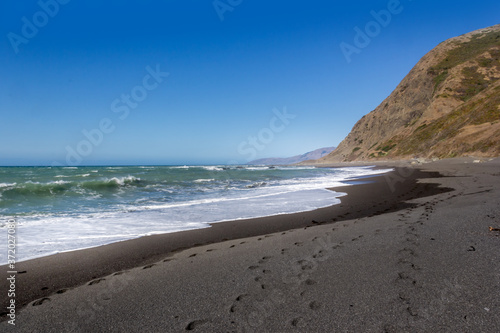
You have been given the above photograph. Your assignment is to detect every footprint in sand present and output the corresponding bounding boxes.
[304,279,317,286]
[312,250,325,259]
[399,247,416,257]
[88,278,105,286]
[298,260,314,271]
[229,294,251,314]
[309,301,322,310]
[32,297,51,306]
[235,294,249,301]
[291,317,306,327]
[185,319,209,331]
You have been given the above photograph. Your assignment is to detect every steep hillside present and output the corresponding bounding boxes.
[249,146,335,165]
[319,24,500,163]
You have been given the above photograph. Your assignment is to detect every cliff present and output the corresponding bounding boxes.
[319,24,500,163]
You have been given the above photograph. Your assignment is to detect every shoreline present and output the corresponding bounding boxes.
[0,165,447,318]
[2,157,500,331]
[0,165,390,266]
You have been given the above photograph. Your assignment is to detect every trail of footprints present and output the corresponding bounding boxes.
[392,189,465,327]
[28,258,169,310]
[26,186,465,331]
[219,227,348,330]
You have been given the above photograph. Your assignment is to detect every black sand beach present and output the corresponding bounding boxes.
[2,158,500,332]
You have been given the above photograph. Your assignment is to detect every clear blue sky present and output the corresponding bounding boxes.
[1,0,499,166]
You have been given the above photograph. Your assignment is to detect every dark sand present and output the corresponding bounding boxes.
[1,158,500,332]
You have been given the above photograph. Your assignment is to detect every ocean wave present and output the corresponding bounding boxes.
[201,166,225,171]
[246,181,268,188]
[276,166,317,170]
[194,179,215,183]
[2,180,73,196]
[170,165,190,169]
[245,167,270,171]
[0,176,143,198]
[80,176,142,190]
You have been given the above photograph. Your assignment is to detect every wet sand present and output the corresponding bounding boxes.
[2,158,500,332]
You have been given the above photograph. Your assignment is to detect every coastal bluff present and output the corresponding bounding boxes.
[317,24,500,163]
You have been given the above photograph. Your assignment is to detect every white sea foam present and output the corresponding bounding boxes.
[0,166,393,264]
[201,166,224,171]
[52,180,71,185]
[100,176,141,186]
[194,179,215,183]
[245,166,270,171]
[170,165,190,169]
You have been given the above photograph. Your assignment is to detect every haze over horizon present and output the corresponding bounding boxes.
[1,0,499,166]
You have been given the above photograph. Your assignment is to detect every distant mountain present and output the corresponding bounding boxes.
[316,24,500,163]
[248,147,336,165]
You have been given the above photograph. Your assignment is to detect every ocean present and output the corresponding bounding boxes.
[0,165,391,263]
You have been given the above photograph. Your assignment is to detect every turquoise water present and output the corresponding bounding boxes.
[0,165,391,263]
